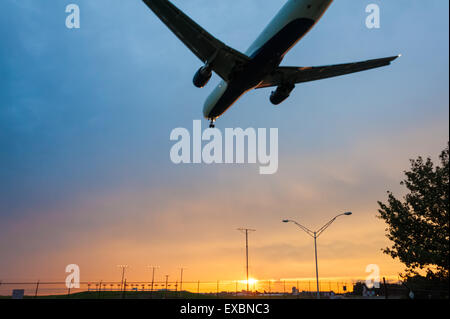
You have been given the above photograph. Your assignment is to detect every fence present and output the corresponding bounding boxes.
[2,278,446,299]
[0,279,362,298]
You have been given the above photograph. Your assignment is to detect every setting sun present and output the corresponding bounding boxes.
[239,278,258,286]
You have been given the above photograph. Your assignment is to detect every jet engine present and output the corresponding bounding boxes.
[193,66,212,88]
[269,84,295,105]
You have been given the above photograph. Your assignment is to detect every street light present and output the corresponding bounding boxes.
[282,212,352,299]
[343,212,352,216]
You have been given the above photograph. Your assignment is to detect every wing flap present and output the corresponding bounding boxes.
[257,55,400,88]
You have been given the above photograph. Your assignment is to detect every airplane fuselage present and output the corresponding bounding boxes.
[203,0,333,120]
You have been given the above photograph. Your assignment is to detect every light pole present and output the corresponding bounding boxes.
[147,266,159,293]
[164,275,169,299]
[117,265,128,291]
[282,212,352,299]
[237,228,256,293]
[179,267,186,291]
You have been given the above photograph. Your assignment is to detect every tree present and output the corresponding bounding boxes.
[377,143,449,281]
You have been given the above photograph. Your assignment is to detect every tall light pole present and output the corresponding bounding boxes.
[179,267,186,291]
[147,266,159,293]
[282,212,352,299]
[237,228,256,293]
[117,265,128,291]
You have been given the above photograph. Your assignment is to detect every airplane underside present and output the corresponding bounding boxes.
[203,18,317,121]
[142,0,399,127]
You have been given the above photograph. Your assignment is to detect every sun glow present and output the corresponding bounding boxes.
[239,278,258,285]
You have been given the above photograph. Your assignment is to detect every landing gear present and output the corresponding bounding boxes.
[209,119,216,128]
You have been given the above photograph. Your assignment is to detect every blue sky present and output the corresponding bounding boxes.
[0,0,448,283]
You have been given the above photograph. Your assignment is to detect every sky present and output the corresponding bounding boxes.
[0,0,448,286]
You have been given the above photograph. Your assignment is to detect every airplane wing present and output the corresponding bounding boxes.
[256,55,400,88]
[142,0,250,81]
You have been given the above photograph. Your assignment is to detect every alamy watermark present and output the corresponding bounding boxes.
[65,4,80,29]
[170,120,278,175]
[366,4,381,29]
[65,264,80,289]
[365,264,380,289]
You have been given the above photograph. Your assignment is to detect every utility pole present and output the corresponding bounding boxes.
[238,228,256,293]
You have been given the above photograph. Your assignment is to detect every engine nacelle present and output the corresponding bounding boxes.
[270,84,295,105]
[193,66,212,88]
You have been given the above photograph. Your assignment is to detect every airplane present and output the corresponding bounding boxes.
[142,0,400,128]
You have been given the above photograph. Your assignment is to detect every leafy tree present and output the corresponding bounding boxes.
[377,143,449,281]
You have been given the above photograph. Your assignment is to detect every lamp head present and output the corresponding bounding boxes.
[344,212,352,216]
[282,219,290,223]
